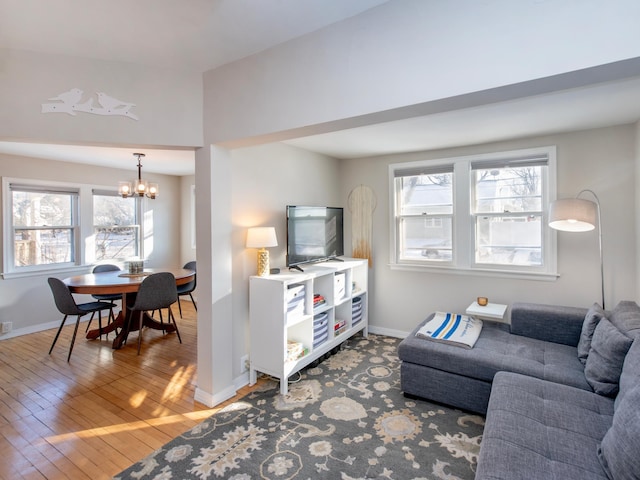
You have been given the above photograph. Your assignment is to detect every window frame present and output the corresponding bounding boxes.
[5,180,81,275]
[2,177,144,279]
[389,146,557,279]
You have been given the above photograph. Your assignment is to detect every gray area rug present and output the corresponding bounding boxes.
[114,334,484,479]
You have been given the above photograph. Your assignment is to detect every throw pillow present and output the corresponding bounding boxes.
[577,302,606,365]
[598,384,640,480]
[609,300,640,338]
[584,317,633,396]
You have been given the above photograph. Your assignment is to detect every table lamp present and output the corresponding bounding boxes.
[246,227,278,276]
[549,189,604,308]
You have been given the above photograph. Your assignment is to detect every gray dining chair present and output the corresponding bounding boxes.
[48,277,116,361]
[176,260,197,317]
[85,263,121,334]
[128,272,181,354]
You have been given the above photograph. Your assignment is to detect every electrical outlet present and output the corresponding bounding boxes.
[240,354,249,374]
[1,322,12,334]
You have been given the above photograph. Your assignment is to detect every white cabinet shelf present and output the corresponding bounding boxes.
[249,258,368,394]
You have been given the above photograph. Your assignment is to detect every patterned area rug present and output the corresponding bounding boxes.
[114,334,484,479]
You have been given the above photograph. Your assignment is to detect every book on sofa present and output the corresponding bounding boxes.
[415,312,483,349]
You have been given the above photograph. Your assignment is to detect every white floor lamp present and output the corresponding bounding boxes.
[549,189,604,309]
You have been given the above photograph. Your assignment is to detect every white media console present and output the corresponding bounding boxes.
[249,258,368,394]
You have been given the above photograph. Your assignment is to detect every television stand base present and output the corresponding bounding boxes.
[288,257,345,272]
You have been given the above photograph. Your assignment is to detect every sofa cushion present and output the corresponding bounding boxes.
[616,339,640,409]
[399,318,590,391]
[584,317,633,396]
[598,384,640,480]
[476,372,613,480]
[609,300,640,338]
[578,303,606,365]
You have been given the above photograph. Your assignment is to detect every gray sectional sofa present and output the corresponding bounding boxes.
[397,301,640,479]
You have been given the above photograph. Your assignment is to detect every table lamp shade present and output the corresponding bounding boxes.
[246,227,278,276]
[549,198,597,232]
[246,227,278,248]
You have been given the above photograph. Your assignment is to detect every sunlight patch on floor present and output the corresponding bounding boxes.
[129,390,148,408]
[43,410,221,444]
[161,364,197,403]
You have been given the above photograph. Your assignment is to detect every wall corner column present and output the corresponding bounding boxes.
[194,145,236,406]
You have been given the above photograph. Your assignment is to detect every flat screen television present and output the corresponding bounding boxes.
[286,205,344,271]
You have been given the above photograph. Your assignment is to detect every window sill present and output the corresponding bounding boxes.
[389,262,559,282]
[2,264,92,280]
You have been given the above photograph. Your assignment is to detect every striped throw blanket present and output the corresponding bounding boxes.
[415,312,483,349]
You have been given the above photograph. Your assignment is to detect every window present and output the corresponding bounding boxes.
[3,178,146,277]
[394,165,453,263]
[10,183,79,269]
[390,146,556,277]
[472,161,544,267]
[92,190,139,261]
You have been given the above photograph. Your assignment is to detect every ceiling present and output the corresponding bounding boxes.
[0,0,390,72]
[1,0,640,175]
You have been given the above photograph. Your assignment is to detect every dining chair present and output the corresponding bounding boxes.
[85,264,121,334]
[128,272,181,354]
[47,277,116,361]
[176,260,197,317]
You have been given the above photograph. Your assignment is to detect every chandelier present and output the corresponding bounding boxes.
[118,153,158,199]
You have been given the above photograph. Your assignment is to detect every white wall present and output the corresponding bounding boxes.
[339,124,637,335]
[204,0,640,146]
[0,49,203,148]
[0,153,183,337]
[230,143,341,378]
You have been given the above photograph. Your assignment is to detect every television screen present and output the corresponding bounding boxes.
[286,206,344,269]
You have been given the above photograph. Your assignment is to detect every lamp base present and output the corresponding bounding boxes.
[257,248,270,276]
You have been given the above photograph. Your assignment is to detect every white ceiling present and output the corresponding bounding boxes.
[1,0,640,175]
[0,0,390,72]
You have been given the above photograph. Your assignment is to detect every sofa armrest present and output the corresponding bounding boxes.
[510,302,587,347]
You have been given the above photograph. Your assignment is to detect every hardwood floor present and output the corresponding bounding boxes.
[0,302,255,479]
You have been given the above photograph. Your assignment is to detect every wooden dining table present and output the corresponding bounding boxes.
[63,267,196,350]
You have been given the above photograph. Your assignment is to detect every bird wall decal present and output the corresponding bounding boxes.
[48,88,83,105]
[96,92,136,111]
[42,89,139,120]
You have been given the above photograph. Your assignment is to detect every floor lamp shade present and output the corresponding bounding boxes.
[246,227,278,276]
[549,198,597,232]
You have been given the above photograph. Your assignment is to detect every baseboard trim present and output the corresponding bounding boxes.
[234,372,250,391]
[368,325,408,339]
[194,384,237,408]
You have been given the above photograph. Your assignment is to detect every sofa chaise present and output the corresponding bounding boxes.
[397,301,640,479]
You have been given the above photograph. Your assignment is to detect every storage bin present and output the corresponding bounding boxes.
[286,284,305,303]
[287,295,305,319]
[313,330,328,349]
[314,312,329,344]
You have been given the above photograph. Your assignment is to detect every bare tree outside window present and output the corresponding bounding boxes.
[93,194,139,260]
